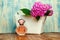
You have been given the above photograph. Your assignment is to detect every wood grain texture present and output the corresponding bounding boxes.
[0,32,60,40]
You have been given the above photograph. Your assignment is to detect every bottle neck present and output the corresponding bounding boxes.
[20,24,24,25]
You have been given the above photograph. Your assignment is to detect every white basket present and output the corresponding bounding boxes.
[15,13,46,34]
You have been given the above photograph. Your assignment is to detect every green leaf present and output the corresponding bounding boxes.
[20,8,31,16]
[36,16,40,21]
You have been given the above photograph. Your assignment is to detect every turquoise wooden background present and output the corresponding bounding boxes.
[0,0,60,33]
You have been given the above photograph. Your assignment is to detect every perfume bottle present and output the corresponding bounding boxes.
[16,19,27,36]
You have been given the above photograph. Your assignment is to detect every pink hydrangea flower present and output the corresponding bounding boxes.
[30,2,53,17]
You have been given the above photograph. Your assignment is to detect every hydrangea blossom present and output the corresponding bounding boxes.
[30,2,53,17]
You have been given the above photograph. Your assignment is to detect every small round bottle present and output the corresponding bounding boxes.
[16,19,27,36]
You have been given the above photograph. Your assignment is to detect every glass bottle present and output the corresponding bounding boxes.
[16,19,27,36]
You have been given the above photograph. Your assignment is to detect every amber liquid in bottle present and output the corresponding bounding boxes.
[16,19,27,36]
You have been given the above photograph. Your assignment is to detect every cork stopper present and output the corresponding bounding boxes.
[18,19,25,25]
